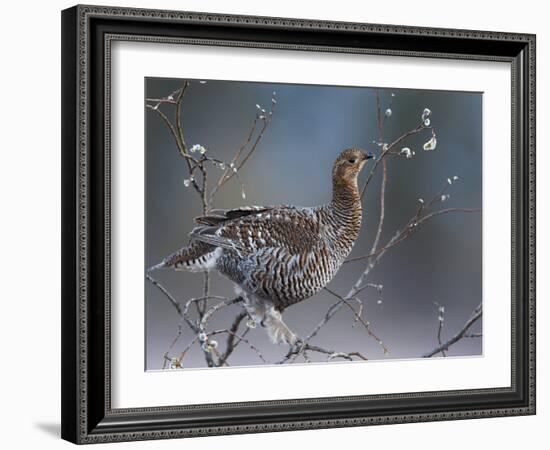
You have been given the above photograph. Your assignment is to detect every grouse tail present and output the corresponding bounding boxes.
[148,241,221,273]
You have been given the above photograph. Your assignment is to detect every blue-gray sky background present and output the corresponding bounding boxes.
[145,78,482,370]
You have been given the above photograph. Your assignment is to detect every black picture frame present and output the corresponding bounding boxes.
[61,4,536,444]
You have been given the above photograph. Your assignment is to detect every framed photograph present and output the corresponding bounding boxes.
[61,5,536,444]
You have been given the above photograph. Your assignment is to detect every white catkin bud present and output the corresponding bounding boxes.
[418,198,424,204]
[453,175,459,181]
[209,340,218,349]
[198,332,207,342]
[423,134,437,151]
[190,144,207,154]
[424,118,431,126]
[400,147,412,159]
[447,177,452,185]
[385,108,392,117]
[246,319,257,329]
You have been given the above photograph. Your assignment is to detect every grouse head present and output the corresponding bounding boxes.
[332,148,374,187]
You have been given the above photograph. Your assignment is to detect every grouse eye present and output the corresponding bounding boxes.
[348,158,357,164]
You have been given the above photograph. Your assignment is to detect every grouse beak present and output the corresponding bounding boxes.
[362,151,375,161]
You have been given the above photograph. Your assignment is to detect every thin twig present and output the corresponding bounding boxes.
[360,124,431,200]
[210,96,277,203]
[146,274,182,316]
[345,207,481,264]
[423,304,482,357]
[434,302,447,357]
[212,117,259,197]
[369,89,388,270]
[209,328,268,363]
[324,287,388,354]
[199,297,242,331]
[279,342,368,363]
[218,312,248,365]
[175,81,190,153]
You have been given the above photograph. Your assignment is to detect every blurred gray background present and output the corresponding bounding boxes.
[145,77,482,370]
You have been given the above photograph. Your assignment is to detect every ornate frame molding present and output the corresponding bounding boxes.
[61,4,536,444]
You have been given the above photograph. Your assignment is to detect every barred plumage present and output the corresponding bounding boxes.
[152,148,374,344]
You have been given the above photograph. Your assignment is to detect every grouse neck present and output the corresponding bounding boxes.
[331,178,362,221]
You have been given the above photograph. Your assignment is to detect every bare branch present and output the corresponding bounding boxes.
[199,297,242,331]
[463,332,482,338]
[175,81,190,152]
[210,94,277,203]
[434,302,447,357]
[279,342,369,363]
[324,287,388,354]
[360,123,431,200]
[209,328,268,363]
[146,83,202,195]
[218,312,248,365]
[146,273,182,316]
[370,89,388,270]
[345,207,481,264]
[423,303,482,357]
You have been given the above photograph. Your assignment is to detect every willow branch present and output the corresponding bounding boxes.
[279,342,369,364]
[370,90,387,263]
[209,327,267,364]
[345,207,481,264]
[210,96,277,203]
[324,287,388,353]
[360,124,432,199]
[146,273,182,316]
[218,312,248,365]
[423,303,482,357]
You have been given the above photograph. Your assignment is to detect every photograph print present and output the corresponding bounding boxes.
[145,78,482,371]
